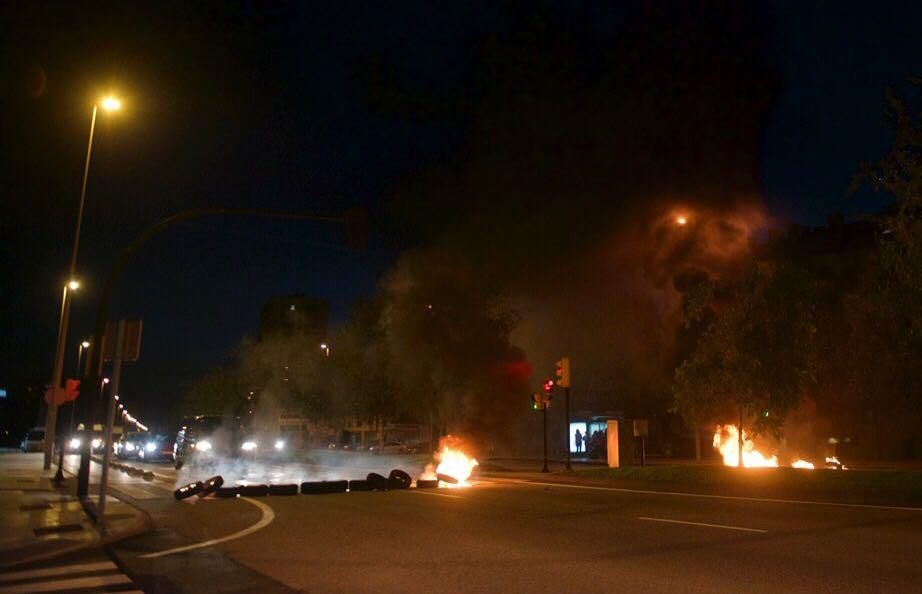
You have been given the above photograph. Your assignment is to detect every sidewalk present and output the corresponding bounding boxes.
[0,452,150,570]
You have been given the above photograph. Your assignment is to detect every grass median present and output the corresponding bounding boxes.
[552,465,922,507]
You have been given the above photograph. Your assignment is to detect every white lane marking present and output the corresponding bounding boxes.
[495,479,922,512]
[0,573,131,594]
[637,516,767,533]
[413,490,463,499]
[0,561,116,583]
[139,496,275,559]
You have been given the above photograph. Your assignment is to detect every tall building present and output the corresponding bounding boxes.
[259,294,329,340]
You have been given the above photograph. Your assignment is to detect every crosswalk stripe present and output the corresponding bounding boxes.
[0,561,117,583]
[0,573,131,594]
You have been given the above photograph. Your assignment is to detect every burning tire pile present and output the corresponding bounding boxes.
[174,468,439,501]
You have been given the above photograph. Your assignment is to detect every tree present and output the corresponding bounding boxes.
[673,262,816,464]
[851,80,922,406]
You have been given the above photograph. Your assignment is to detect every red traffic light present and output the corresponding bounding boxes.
[543,378,555,394]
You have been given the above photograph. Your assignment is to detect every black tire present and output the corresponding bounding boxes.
[142,471,155,481]
[388,469,412,489]
[436,473,459,485]
[215,486,239,498]
[197,475,225,497]
[300,480,348,495]
[174,481,204,500]
[366,472,389,491]
[268,483,299,496]
[416,479,438,489]
[348,479,373,492]
[238,484,270,497]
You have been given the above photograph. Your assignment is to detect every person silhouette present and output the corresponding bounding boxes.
[574,428,583,454]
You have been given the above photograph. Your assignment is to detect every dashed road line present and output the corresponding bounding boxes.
[637,516,767,533]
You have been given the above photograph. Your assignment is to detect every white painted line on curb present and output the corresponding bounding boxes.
[0,561,116,583]
[494,478,922,512]
[637,516,767,533]
[139,496,274,559]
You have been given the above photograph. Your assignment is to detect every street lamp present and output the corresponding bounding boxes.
[675,215,688,226]
[43,95,122,469]
[320,343,330,357]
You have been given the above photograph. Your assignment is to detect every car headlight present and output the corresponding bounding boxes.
[196,440,212,452]
[274,440,285,451]
[241,441,257,452]
[146,442,156,452]
[91,438,102,449]
[68,438,81,450]
[125,443,135,451]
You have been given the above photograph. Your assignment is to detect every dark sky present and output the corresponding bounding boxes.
[1,1,919,429]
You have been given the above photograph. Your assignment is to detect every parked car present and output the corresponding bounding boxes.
[137,433,175,462]
[116,432,151,460]
[20,427,45,452]
[369,441,411,455]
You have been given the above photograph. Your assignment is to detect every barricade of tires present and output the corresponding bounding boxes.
[174,467,446,501]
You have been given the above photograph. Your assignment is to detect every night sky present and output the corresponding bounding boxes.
[1,1,919,429]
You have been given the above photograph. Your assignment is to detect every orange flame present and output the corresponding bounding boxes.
[713,425,778,467]
[421,436,479,488]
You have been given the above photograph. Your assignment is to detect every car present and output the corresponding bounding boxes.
[20,427,45,452]
[368,441,411,455]
[137,433,175,462]
[116,432,151,460]
[173,415,234,469]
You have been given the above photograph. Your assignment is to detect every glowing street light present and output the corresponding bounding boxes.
[101,96,122,111]
[675,215,688,226]
[68,280,81,290]
[81,340,90,348]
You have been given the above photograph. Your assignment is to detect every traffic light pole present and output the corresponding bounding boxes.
[565,386,571,471]
[541,405,549,473]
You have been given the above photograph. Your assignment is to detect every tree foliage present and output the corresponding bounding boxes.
[673,263,816,437]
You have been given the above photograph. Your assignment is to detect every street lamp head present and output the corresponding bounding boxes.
[67,280,80,290]
[675,215,688,226]
[103,377,110,384]
[101,96,122,111]
[81,341,90,348]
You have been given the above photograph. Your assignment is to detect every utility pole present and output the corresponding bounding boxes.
[541,403,549,473]
[97,321,125,531]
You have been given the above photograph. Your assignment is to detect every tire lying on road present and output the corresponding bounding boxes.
[300,480,348,495]
[268,483,299,496]
[415,479,438,489]
[197,475,225,498]
[348,479,373,492]
[388,469,412,490]
[174,481,204,500]
[142,471,155,481]
[238,484,270,497]
[215,486,239,498]
[436,473,459,485]
[366,473,389,491]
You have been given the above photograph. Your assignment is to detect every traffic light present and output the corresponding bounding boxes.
[531,393,542,410]
[555,357,570,388]
[543,378,555,395]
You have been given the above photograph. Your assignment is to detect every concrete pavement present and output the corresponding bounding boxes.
[0,453,149,570]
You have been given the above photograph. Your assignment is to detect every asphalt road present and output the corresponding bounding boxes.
[66,454,922,593]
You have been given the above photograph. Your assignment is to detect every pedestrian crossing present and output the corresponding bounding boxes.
[0,555,143,594]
